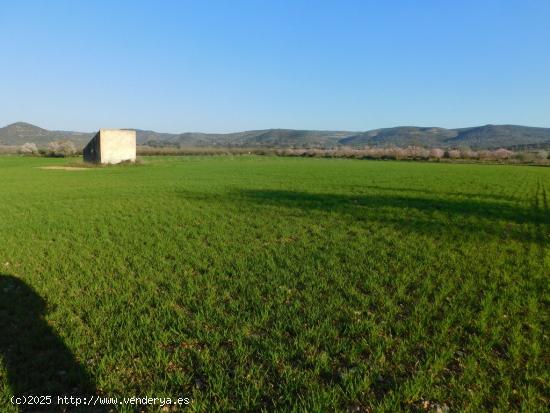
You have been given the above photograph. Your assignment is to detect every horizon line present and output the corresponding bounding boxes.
[2,121,550,136]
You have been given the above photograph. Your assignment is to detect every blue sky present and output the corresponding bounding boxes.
[1,0,549,133]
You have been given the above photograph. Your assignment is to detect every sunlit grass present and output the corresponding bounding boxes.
[0,155,548,412]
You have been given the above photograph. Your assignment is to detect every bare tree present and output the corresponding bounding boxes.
[19,142,39,155]
[47,141,77,157]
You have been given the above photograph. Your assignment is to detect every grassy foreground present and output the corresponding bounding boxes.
[0,156,548,412]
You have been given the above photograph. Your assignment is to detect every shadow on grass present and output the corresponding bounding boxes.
[178,187,545,242]
[356,185,520,203]
[0,275,104,411]
[237,189,541,224]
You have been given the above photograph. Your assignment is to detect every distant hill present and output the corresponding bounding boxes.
[1,122,550,149]
[0,122,93,146]
[340,127,457,147]
[449,125,550,148]
[340,125,550,149]
[138,129,353,148]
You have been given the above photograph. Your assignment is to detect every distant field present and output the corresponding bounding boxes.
[0,156,548,412]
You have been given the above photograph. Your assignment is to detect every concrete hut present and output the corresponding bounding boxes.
[83,129,136,164]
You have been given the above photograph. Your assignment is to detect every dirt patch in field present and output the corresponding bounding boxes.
[38,166,91,171]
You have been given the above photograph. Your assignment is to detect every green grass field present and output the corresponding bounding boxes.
[0,156,548,412]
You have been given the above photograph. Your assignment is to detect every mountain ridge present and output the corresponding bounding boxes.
[1,122,549,149]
